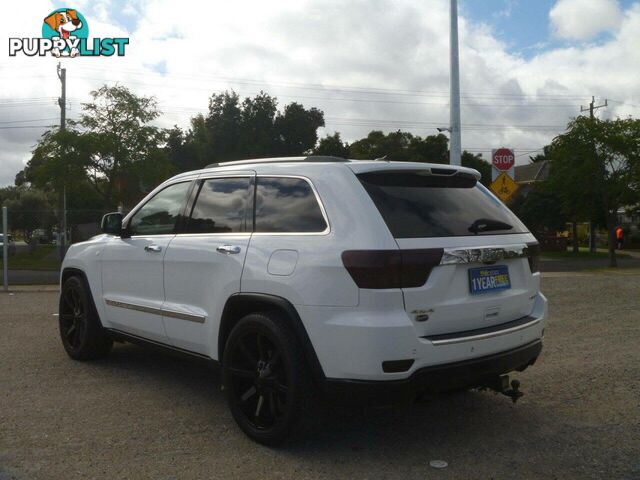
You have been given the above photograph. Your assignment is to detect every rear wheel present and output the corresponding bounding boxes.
[59,276,113,360]
[223,312,313,445]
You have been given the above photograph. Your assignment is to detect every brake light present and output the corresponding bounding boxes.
[341,249,443,289]
[526,242,540,273]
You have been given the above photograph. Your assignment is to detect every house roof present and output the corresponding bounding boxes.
[515,160,549,184]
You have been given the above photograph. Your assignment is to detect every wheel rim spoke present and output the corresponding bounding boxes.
[255,395,264,417]
[65,323,76,341]
[241,386,257,402]
[229,329,290,430]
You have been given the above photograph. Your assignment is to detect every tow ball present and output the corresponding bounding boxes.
[482,375,524,403]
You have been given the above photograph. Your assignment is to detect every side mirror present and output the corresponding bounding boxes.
[101,212,123,235]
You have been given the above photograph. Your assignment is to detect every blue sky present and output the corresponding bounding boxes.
[461,0,635,57]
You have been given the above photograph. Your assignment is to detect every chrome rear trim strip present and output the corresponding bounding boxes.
[440,244,530,265]
[104,298,205,324]
[429,318,541,346]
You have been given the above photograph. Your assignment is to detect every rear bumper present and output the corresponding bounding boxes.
[320,340,542,406]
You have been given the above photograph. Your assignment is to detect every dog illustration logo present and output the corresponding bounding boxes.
[9,8,128,57]
[42,8,88,57]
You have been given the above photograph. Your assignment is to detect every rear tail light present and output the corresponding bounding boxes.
[341,249,443,289]
[526,242,540,273]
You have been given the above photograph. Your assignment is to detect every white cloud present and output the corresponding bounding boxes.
[0,0,639,188]
[494,0,519,19]
[549,0,623,40]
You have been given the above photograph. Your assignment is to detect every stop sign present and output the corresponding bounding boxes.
[492,148,515,171]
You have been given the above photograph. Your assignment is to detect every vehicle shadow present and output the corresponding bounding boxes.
[93,341,548,460]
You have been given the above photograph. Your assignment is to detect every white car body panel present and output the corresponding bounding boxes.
[101,235,173,343]
[163,232,251,356]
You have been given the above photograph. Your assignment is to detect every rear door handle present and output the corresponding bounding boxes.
[216,245,241,255]
[144,244,162,253]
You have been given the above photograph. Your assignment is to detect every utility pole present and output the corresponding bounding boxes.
[57,63,67,261]
[581,96,607,120]
[581,96,608,253]
[57,63,66,130]
[449,0,462,166]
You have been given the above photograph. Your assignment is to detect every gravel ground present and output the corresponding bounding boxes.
[0,272,639,480]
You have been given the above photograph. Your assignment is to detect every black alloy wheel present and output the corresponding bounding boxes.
[60,281,87,353]
[59,276,112,360]
[223,312,313,445]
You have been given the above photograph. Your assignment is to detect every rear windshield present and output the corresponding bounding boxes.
[357,171,528,238]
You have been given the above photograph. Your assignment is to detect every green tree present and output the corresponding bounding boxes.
[168,91,326,169]
[348,130,414,160]
[314,132,350,157]
[346,130,491,185]
[3,188,56,246]
[509,187,568,235]
[19,85,173,208]
[274,102,325,155]
[78,85,174,206]
[461,151,492,187]
[547,117,640,266]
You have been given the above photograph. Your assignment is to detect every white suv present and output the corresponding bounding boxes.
[59,156,547,444]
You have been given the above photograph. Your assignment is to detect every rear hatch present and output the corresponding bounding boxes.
[356,167,539,337]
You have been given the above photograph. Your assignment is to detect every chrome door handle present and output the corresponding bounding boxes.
[144,244,162,253]
[216,245,241,255]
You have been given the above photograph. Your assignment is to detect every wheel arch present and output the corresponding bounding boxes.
[60,267,105,328]
[218,293,325,383]
[61,266,88,286]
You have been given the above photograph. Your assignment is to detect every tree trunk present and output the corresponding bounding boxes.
[606,211,617,268]
[572,222,579,253]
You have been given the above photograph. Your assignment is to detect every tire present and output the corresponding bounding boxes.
[59,275,113,360]
[223,311,314,445]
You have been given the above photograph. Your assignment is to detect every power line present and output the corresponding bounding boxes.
[72,77,582,108]
[76,65,592,100]
[0,117,59,125]
[0,125,55,129]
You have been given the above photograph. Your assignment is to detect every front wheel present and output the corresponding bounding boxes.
[59,276,113,360]
[223,312,313,445]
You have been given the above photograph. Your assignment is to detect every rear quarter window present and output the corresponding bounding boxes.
[357,171,528,238]
[255,177,327,233]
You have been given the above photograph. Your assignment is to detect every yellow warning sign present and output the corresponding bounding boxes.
[490,172,519,203]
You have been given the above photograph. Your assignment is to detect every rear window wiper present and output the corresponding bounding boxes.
[468,218,513,234]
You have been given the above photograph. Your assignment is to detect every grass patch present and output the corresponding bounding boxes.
[0,245,61,271]
[542,249,630,260]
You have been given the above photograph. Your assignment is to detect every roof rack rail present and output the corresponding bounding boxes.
[205,155,348,168]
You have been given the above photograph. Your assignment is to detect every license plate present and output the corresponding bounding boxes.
[468,265,511,294]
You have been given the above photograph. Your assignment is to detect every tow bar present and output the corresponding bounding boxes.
[482,375,524,403]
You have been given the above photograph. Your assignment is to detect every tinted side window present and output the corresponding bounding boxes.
[186,177,252,233]
[128,182,191,236]
[255,177,327,233]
